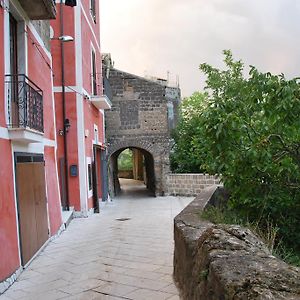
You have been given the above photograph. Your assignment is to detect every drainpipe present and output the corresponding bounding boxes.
[60,0,70,210]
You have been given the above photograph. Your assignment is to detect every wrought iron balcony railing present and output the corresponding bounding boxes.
[103,75,113,104]
[5,74,44,133]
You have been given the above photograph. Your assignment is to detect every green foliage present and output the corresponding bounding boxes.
[118,149,133,171]
[170,92,209,173]
[172,50,300,257]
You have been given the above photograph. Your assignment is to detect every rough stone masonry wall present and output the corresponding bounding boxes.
[166,174,220,196]
[106,69,178,195]
[174,186,300,300]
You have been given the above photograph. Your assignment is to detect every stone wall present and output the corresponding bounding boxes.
[174,186,300,300]
[106,68,181,195]
[166,173,220,196]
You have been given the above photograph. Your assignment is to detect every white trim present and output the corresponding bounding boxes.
[49,60,63,229]
[4,1,10,124]
[53,86,93,102]
[75,4,88,213]
[0,127,9,139]
[43,138,56,147]
[24,22,28,75]
[12,142,44,153]
[53,86,89,98]
[0,127,56,147]
[80,2,100,51]
[53,86,80,93]
[10,145,22,269]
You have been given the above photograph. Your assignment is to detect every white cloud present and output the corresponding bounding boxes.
[100,0,300,97]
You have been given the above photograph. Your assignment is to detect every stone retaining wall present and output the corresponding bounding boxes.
[166,174,220,196]
[174,185,300,300]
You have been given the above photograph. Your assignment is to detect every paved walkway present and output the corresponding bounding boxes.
[2,179,193,300]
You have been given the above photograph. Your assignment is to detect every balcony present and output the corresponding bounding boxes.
[90,73,112,110]
[18,0,56,20]
[5,75,44,143]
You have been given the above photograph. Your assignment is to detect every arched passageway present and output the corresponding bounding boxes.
[109,147,156,197]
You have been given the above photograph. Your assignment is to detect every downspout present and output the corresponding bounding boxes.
[60,0,70,210]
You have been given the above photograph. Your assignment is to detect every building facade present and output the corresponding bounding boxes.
[0,0,62,291]
[50,0,111,217]
[104,66,181,196]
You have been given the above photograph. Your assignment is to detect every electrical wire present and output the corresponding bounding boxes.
[65,85,89,98]
[24,30,53,72]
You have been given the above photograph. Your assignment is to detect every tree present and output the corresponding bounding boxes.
[171,92,208,173]
[172,50,300,251]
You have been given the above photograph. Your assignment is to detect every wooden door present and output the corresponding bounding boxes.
[16,162,49,265]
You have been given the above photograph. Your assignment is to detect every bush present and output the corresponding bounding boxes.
[172,50,300,256]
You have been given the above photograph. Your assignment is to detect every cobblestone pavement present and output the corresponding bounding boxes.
[1,179,193,300]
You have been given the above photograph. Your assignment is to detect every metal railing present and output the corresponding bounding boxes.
[5,74,44,133]
[103,75,113,104]
[91,72,100,96]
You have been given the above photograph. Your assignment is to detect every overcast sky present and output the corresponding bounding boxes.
[100,0,300,97]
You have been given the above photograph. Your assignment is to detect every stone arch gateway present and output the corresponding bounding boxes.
[109,145,156,196]
[104,67,181,196]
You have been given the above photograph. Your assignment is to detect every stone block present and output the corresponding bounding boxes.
[174,186,300,300]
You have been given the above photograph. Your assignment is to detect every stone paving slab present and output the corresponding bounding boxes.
[1,180,193,300]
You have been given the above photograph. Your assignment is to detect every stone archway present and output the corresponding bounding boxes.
[108,139,167,197]
[104,68,180,198]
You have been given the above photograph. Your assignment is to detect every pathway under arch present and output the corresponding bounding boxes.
[109,146,156,197]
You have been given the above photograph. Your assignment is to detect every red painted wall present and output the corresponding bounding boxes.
[44,147,62,235]
[80,1,105,209]
[81,2,102,97]
[54,92,81,211]
[0,139,20,281]
[66,93,81,211]
[0,7,5,127]
[26,27,62,233]
[50,5,76,87]
[27,28,55,141]
[51,2,106,212]
[84,101,104,209]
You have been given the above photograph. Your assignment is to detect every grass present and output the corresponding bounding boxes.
[201,206,300,267]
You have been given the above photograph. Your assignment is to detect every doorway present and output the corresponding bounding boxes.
[15,153,49,266]
[109,147,156,197]
[92,146,108,212]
